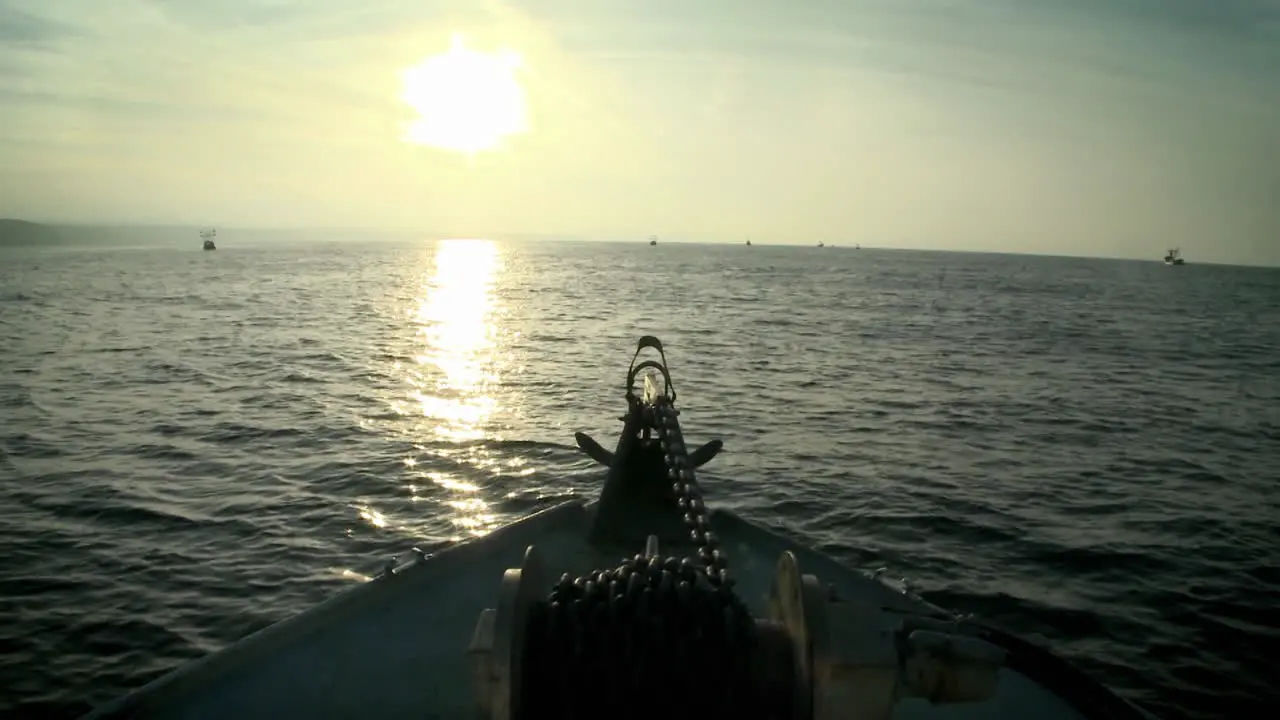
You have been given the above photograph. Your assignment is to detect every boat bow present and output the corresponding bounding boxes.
[83,337,1152,720]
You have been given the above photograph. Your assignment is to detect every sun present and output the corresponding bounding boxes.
[400,34,529,155]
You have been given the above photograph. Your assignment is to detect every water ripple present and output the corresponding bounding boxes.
[0,240,1278,719]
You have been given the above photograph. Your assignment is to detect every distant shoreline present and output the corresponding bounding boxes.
[1,219,1271,267]
[0,219,64,247]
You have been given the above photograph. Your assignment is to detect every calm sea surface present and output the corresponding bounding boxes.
[1,235,1277,719]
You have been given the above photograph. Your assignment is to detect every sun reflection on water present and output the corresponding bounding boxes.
[357,505,388,529]
[407,239,503,538]
[412,239,500,439]
[348,239,509,547]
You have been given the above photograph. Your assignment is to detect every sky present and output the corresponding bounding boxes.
[1,0,1278,264]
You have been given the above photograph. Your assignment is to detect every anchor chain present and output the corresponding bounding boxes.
[519,381,775,718]
[467,339,1012,720]
[651,395,732,588]
[467,340,846,720]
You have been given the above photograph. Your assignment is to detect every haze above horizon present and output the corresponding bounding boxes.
[1,0,1277,265]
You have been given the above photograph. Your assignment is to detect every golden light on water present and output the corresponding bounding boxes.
[425,470,482,494]
[357,506,388,529]
[400,34,529,155]
[350,239,505,547]
[338,569,373,583]
[413,239,502,537]
[412,239,500,440]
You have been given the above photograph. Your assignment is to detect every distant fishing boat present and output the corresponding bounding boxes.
[649,235,657,247]
[745,238,752,247]
[1163,248,1184,265]
[201,228,217,251]
[817,241,825,248]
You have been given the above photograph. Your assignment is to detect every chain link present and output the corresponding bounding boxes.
[516,375,772,717]
[650,395,731,586]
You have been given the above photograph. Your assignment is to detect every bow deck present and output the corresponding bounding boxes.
[85,337,1149,720]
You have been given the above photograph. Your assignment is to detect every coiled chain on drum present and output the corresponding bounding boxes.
[519,392,771,718]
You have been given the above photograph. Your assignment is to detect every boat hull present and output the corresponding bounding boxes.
[84,337,1151,720]
[84,500,1149,720]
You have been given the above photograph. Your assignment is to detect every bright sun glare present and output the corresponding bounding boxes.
[400,34,529,154]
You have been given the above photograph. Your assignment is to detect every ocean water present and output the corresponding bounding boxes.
[1,235,1277,719]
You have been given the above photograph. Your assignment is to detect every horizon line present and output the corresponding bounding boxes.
[2,218,1264,268]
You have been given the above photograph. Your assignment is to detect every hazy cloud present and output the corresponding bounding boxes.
[1,0,1277,264]
[0,4,80,46]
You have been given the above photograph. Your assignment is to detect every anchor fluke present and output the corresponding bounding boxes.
[574,432,614,467]
[689,438,723,468]
[576,432,721,470]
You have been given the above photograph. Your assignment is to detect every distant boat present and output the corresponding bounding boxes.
[649,235,657,247]
[817,241,825,248]
[201,228,217,251]
[855,244,861,250]
[745,238,752,247]
[1163,248,1184,265]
